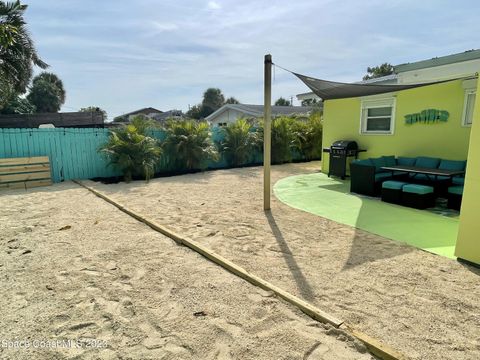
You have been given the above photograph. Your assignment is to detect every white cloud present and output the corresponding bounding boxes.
[207,1,221,10]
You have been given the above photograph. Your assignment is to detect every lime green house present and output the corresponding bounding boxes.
[310,50,480,265]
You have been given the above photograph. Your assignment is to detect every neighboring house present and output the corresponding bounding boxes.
[205,104,314,127]
[115,107,163,122]
[151,109,185,123]
[311,49,480,264]
[0,111,105,128]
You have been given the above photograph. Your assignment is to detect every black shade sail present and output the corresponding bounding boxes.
[294,72,469,100]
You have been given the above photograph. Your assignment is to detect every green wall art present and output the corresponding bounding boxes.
[405,109,449,125]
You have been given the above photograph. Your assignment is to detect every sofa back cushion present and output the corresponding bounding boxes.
[370,157,387,172]
[382,155,396,167]
[438,159,466,171]
[415,156,440,169]
[397,157,416,166]
[352,159,373,166]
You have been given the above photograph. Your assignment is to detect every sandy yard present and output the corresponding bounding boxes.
[0,181,373,360]
[80,161,480,360]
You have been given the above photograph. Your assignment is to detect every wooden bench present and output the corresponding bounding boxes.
[0,156,52,190]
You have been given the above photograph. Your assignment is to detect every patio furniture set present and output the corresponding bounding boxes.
[350,156,466,210]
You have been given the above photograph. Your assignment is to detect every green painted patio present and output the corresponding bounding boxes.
[274,173,459,259]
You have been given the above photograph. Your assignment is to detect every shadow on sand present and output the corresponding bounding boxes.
[265,211,316,302]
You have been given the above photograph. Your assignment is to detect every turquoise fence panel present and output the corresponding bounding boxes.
[0,128,120,183]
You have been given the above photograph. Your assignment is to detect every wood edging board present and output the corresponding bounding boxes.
[74,180,409,360]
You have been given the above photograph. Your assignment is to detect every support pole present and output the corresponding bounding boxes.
[263,54,272,210]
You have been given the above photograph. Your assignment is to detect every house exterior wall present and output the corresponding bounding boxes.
[455,78,480,265]
[397,59,480,84]
[210,109,252,126]
[321,79,472,173]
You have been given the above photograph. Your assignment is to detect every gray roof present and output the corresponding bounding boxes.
[120,107,163,118]
[394,49,480,73]
[206,104,314,121]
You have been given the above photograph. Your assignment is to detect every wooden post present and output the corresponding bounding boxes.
[263,54,272,210]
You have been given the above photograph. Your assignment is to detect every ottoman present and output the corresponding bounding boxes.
[402,184,435,209]
[447,185,463,210]
[381,180,408,204]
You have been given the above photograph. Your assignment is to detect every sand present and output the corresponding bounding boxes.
[83,161,480,360]
[0,181,372,360]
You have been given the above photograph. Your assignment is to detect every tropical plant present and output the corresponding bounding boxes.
[0,0,48,108]
[291,114,323,160]
[100,116,162,182]
[0,93,35,113]
[257,116,297,164]
[27,72,65,112]
[219,118,259,167]
[162,119,219,171]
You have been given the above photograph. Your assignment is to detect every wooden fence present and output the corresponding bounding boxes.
[0,127,306,184]
[0,128,118,182]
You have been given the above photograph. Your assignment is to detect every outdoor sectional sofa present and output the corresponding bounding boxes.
[350,155,466,198]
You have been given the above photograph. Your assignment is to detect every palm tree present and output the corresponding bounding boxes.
[100,116,162,182]
[27,72,66,112]
[219,118,259,167]
[162,120,219,171]
[0,1,48,99]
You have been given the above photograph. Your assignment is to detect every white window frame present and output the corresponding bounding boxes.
[462,89,476,127]
[359,97,396,135]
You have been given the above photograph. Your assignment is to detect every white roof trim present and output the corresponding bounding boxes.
[205,104,261,121]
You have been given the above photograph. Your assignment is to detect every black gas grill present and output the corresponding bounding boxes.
[326,140,364,179]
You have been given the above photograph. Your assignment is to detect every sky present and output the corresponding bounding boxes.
[25,0,480,120]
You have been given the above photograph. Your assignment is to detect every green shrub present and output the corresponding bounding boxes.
[291,115,323,160]
[219,118,260,167]
[256,114,322,164]
[100,116,162,182]
[162,119,219,171]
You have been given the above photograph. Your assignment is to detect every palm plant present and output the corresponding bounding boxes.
[270,116,296,164]
[100,117,162,182]
[291,114,323,161]
[162,120,219,171]
[0,1,48,100]
[219,118,259,167]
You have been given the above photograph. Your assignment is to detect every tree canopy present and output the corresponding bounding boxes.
[80,106,107,120]
[187,88,241,119]
[274,97,291,106]
[0,0,48,109]
[362,63,394,80]
[27,72,66,113]
[225,96,239,104]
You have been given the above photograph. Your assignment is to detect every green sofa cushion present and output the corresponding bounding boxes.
[452,176,465,185]
[402,184,434,195]
[397,157,416,166]
[448,186,464,195]
[438,159,466,171]
[370,157,387,172]
[382,180,408,190]
[382,155,396,167]
[415,156,440,168]
[375,172,391,182]
[352,159,373,166]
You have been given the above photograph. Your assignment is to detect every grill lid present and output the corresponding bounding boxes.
[331,140,358,150]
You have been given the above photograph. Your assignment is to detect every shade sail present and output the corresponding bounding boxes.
[294,73,468,100]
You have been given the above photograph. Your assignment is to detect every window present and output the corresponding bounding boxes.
[462,90,476,126]
[360,98,395,134]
